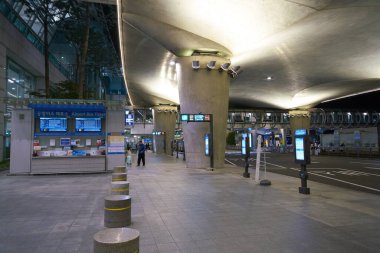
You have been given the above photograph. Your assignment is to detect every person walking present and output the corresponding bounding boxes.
[137,140,146,166]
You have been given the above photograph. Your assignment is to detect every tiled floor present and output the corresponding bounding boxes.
[0,152,379,252]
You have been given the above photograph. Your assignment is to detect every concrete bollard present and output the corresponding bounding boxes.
[94,227,139,253]
[111,181,129,195]
[113,165,126,173]
[112,173,127,182]
[104,195,131,228]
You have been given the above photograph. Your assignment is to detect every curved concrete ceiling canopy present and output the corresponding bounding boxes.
[118,0,380,109]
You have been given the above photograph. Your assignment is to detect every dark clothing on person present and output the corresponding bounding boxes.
[137,142,146,166]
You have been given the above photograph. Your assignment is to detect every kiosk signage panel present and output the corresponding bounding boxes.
[295,129,307,135]
[294,129,310,165]
[75,118,101,132]
[295,137,305,161]
[294,128,311,194]
[40,118,67,132]
[241,133,247,155]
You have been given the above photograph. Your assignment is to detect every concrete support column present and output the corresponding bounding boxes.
[106,109,125,171]
[152,105,177,155]
[10,108,33,174]
[289,110,310,142]
[177,56,230,168]
[0,44,6,161]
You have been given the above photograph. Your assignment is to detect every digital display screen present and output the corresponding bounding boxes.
[295,137,305,160]
[40,118,67,132]
[295,129,307,136]
[205,134,209,156]
[241,134,247,155]
[60,138,71,147]
[75,118,101,132]
[125,111,134,127]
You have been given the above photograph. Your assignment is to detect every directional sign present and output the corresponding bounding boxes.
[180,114,211,122]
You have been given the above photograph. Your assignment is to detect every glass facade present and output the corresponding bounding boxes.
[0,0,69,78]
[6,59,35,99]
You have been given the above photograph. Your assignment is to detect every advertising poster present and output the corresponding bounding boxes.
[107,134,125,154]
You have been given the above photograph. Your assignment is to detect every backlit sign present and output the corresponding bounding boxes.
[180,114,212,122]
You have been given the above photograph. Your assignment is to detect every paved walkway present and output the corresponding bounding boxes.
[0,152,379,252]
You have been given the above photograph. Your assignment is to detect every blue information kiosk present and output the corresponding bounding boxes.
[294,129,311,194]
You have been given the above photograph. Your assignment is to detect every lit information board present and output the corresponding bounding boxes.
[75,118,101,132]
[40,118,67,132]
[125,110,134,127]
[204,133,210,156]
[294,129,310,164]
[295,137,305,160]
[180,114,211,122]
[241,135,247,155]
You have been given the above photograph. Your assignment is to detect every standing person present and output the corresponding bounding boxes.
[137,140,146,166]
[126,147,132,167]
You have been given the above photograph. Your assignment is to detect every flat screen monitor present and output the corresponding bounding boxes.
[75,117,101,132]
[295,137,305,161]
[40,118,67,132]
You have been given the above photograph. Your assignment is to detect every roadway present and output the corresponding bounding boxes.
[225,152,380,195]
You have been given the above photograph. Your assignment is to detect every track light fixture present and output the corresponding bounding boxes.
[192,61,200,69]
[207,61,216,70]
[219,63,230,71]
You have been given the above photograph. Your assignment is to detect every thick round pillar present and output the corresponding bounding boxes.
[177,56,230,168]
[289,110,311,142]
[153,105,177,155]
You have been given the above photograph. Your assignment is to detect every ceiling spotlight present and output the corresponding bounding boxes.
[219,63,230,72]
[227,65,242,78]
[192,61,200,69]
[207,61,216,70]
[266,76,272,80]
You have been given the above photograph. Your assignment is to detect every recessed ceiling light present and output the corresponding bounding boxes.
[266,76,272,80]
